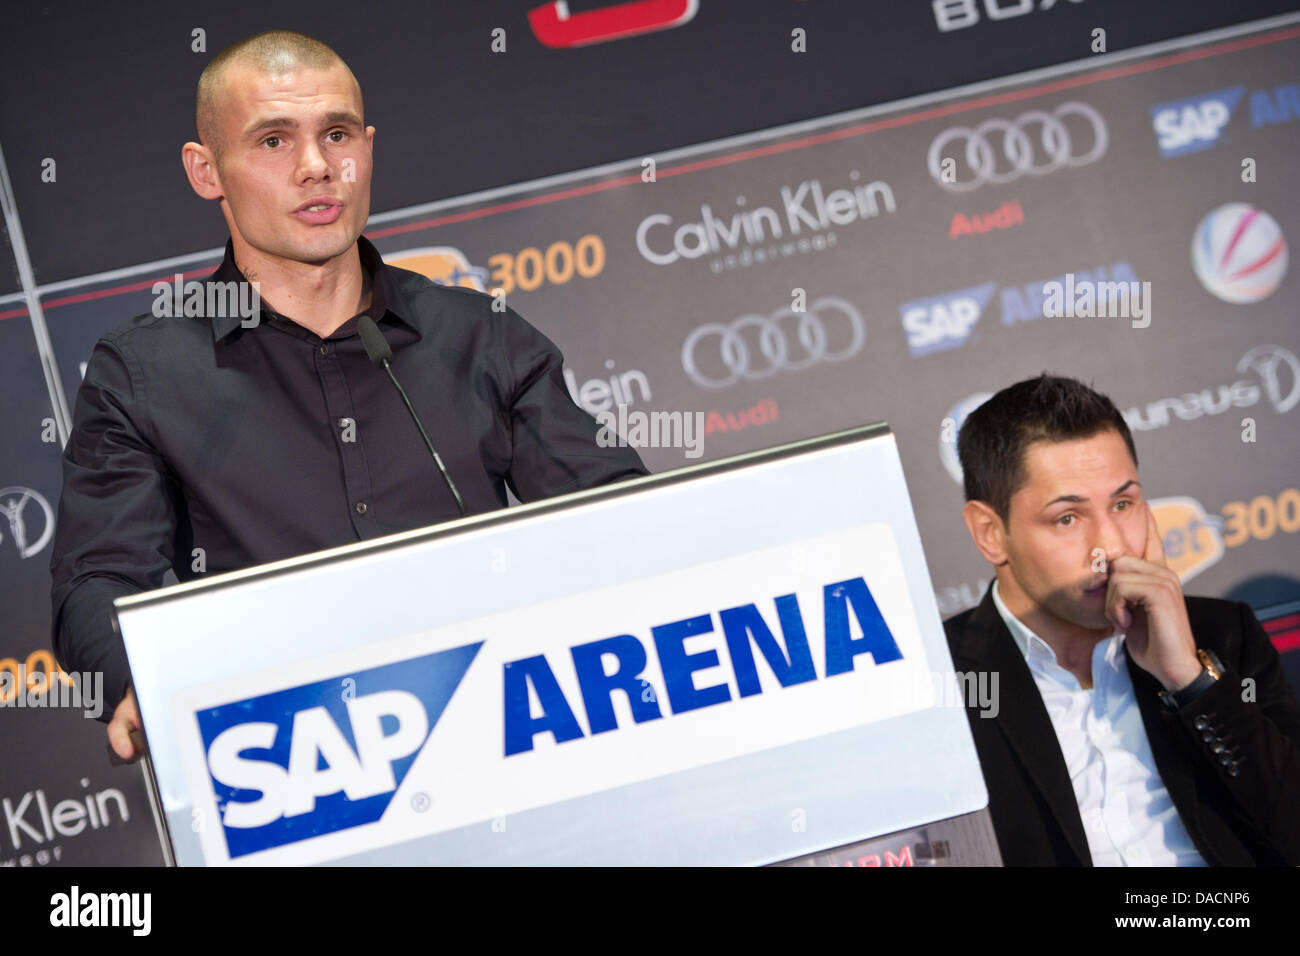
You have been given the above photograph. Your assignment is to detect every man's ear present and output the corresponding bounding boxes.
[962,499,1010,566]
[181,141,224,201]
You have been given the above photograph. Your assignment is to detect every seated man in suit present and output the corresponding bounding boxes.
[944,373,1300,866]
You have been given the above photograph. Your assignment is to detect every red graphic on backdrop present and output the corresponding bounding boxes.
[704,398,779,436]
[529,0,699,49]
[949,199,1025,239]
[1265,612,1300,654]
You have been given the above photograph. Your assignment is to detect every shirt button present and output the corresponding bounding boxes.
[355,501,368,515]
[320,344,330,355]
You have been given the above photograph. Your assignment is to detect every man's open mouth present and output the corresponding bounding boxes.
[293,201,343,224]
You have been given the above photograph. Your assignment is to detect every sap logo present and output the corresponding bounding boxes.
[1150,87,1243,157]
[502,577,903,756]
[898,282,997,356]
[208,692,425,829]
[198,643,480,859]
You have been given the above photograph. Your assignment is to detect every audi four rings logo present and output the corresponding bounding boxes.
[681,297,867,389]
[927,101,1109,192]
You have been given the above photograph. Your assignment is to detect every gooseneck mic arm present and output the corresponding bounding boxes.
[357,314,466,517]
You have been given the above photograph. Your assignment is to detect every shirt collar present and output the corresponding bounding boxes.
[991,578,1047,662]
[206,234,417,342]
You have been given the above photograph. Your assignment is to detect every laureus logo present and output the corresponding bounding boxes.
[0,487,54,559]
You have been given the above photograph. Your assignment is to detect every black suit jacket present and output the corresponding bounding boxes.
[944,585,1300,866]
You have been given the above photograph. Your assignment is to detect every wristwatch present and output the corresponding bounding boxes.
[1158,648,1224,711]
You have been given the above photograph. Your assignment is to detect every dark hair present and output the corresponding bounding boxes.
[957,373,1138,523]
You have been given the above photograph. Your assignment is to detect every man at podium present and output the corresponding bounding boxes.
[48,31,647,764]
[945,374,1300,865]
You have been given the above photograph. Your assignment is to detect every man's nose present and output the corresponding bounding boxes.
[297,141,330,179]
[1095,519,1127,567]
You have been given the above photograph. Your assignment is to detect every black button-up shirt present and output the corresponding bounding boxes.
[50,235,648,717]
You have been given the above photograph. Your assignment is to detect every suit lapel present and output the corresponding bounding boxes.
[951,587,1093,864]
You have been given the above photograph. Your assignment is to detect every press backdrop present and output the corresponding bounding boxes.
[1,0,1297,866]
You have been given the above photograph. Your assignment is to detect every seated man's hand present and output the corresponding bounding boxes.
[1106,504,1202,692]
[107,687,145,762]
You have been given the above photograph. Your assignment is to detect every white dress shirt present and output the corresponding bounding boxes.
[990,580,1207,866]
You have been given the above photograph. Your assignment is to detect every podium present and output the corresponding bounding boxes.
[116,422,1000,866]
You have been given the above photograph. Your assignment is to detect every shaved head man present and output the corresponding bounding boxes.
[183,30,376,337]
[50,29,648,763]
[194,30,362,162]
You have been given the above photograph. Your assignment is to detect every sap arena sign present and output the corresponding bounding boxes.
[116,424,988,866]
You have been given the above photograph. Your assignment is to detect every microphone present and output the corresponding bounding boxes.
[357,314,466,517]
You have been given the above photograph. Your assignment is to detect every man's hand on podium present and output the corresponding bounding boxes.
[107,687,147,764]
